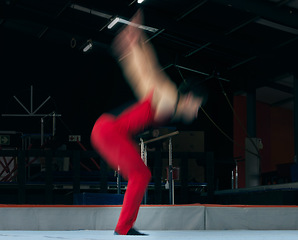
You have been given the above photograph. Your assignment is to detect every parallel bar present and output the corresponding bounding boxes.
[143,131,179,144]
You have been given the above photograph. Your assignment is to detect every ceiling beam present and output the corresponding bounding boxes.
[210,0,298,29]
[1,4,112,47]
[176,0,208,21]
[144,9,261,56]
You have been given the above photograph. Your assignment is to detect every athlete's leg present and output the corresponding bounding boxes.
[91,114,151,235]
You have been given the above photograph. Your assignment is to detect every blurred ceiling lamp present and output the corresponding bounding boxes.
[107,17,120,29]
[83,39,93,52]
[71,4,157,33]
[137,0,144,3]
[107,16,158,32]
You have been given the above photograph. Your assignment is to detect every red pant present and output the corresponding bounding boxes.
[91,96,154,234]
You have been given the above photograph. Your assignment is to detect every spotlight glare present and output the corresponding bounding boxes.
[137,0,144,3]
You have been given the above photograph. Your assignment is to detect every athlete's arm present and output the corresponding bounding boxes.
[112,11,177,102]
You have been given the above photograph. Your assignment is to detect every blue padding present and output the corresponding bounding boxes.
[291,164,298,182]
[74,192,124,205]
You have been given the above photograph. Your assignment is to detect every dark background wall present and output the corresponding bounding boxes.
[233,95,294,188]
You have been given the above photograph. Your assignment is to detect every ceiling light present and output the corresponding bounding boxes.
[107,16,158,33]
[83,39,93,52]
[137,0,144,3]
[71,4,157,33]
[107,17,120,29]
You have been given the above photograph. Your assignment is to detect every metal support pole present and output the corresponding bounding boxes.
[246,88,259,187]
[45,150,53,204]
[206,152,214,203]
[140,131,179,204]
[235,163,238,189]
[17,150,26,204]
[294,75,298,163]
[144,144,148,203]
[247,88,257,138]
[231,169,234,189]
[30,85,33,113]
[100,158,108,193]
[41,118,44,146]
[154,150,162,203]
[169,137,174,205]
[117,166,121,194]
[140,138,148,204]
[180,153,188,203]
[73,150,81,196]
[232,160,239,189]
[140,138,147,165]
[52,112,56,137]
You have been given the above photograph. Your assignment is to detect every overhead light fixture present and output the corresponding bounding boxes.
[71,4,158,33]
[107,17,120,29]
[83,39,93,52]
[137,0,145,3]
[107,17,158,32]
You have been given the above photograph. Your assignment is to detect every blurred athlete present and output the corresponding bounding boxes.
[91,11,207,235]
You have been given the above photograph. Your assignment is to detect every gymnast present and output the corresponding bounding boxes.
[91,11,207,235]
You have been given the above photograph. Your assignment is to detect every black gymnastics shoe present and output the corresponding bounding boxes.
[114,228,148,236]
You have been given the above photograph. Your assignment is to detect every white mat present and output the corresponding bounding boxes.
[0,230,297,240]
